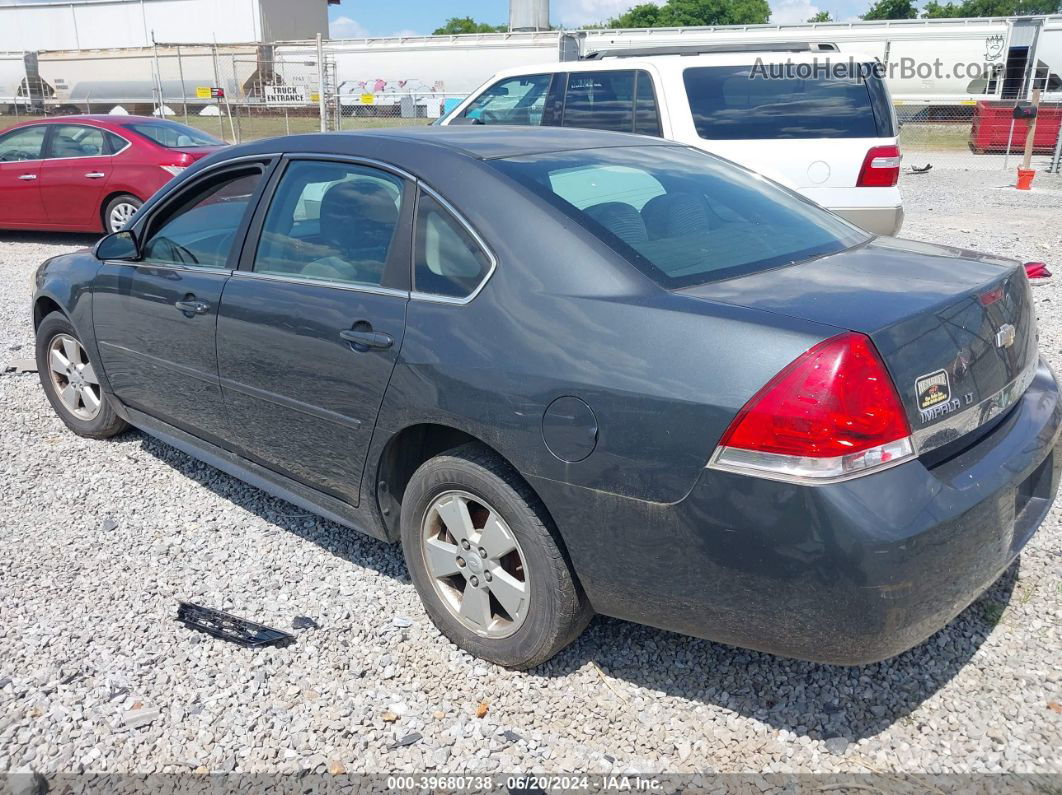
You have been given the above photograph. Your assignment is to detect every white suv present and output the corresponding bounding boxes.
[440,45,903,236]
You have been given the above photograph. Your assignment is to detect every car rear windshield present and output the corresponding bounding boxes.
[683,63,895,140]
[123,121,223,148]
[490,145,868,289]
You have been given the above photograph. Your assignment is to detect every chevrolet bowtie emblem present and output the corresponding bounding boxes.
[995,323,1016,348]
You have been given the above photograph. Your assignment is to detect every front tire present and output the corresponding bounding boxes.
[103,194,142,233]
[36,312,127,439]
[400,443,591,669]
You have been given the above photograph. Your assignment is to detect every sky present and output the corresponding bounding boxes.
[327,0,872,39]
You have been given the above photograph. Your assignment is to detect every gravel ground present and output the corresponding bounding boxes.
[1,168,1060,777]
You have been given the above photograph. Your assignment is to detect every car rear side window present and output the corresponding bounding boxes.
[491,145,867,289]
[140,169,263,269]
[0,126,46,161]
[683,64,888,140]
[413,192,492,300]
[253,160,404,288]
[124,121,223,148]
[46,124,105,158]
[562,70,660,135]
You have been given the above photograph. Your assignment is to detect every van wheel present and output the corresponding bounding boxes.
[400,443,591,669]
[36,312,127,439]
[103,194,142,233]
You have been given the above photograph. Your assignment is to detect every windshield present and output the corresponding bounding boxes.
[123,121,223,148]
[490,145,869,289]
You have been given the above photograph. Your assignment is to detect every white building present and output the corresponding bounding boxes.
[0,0,338,50]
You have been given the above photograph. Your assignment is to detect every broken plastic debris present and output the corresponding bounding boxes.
[176,602,294,648]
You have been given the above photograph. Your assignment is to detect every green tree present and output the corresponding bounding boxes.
[922,0,1059,15]
[861,0,918,19]
[432,16,507,34]
[807,9,834,19]
[609,0,771,27]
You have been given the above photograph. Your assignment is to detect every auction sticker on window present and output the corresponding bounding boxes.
[916,369,951,410]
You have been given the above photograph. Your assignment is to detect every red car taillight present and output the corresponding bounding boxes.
[1024,261,1052,280]
[709,332,914,483]
[857,145,901,188]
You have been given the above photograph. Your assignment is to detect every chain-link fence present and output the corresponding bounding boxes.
[897,101,1062,175]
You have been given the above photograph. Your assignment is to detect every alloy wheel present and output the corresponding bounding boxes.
[421,490,530,638]
[108,202,138,232]
[47,334,102,421]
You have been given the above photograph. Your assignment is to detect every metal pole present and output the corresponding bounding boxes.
[152,34,165,118]
[316,32,327,133]
[211,43,225,140]
[1051,116,1062,174]
[176,43,188,125]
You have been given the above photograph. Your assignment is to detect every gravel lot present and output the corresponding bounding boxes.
[1,167,1060,777]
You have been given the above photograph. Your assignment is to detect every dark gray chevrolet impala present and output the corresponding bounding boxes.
[31,127,1060,668]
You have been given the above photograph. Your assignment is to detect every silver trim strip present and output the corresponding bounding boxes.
[103,260,232,276]
[707,444,915,485]
[411,183,498,306]
[229,269,409,299]
[912,358,1039,454]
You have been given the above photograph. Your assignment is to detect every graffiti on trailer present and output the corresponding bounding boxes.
[338,78,445,97]
[984,34,1006,63]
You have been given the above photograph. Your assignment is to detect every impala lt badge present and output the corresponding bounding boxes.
[996,323,1016,349]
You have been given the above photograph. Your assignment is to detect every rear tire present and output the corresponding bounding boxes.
[400,443,591,669]
[36,312,127,439]
[103,194,142,233]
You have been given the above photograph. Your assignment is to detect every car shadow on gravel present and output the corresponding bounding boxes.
[0,231,101,248]
[541,561,1019,742]
[124,426,1019,742]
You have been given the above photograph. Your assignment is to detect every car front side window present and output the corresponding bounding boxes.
[140,169,263,269]
[461,74,553,126]
[253,160,404,288]
[0,126,46,162]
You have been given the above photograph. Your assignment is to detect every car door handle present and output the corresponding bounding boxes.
[18,174,36,181]
[340,329,394,350]
[174,299,210,315]
[84,172,106,179]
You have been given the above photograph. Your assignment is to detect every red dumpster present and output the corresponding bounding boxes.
[970,100,1062,154]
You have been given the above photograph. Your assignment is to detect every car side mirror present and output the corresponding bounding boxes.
[95,230,140,261]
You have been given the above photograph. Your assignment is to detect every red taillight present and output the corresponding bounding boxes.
[710,332,914,482]
[857,145,901,188]
[1024,261,1052,280]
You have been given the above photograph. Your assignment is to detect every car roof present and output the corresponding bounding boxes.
[231,125,679,162]
[488,49,878,78]
[4,114,163,129]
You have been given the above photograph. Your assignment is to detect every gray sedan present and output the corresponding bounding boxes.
[31,126,1060,668]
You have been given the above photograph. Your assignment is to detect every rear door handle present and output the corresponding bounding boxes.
[340,329,394,350]
[18,174,36,181]
[174,299,209,315]
[84,172,106,179]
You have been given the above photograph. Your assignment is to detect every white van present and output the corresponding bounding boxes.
[439,45,903,236]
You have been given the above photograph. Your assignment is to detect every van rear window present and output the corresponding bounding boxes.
[683,65,893,140]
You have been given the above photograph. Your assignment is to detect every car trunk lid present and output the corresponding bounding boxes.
[681,237,1038,439]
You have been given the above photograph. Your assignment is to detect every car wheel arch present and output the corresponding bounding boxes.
[374,423,556,545]
[33,296,65,330]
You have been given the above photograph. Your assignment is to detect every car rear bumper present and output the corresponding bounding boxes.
[536,360,1060,664]
[832,204,905,236]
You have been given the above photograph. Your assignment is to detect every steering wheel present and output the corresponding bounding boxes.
[0,150,33,162]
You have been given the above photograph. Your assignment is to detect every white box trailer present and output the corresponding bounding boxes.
[34,44,258,114]
[274,31,566,118]
[578,17,1062,104]
[0,52,31,112]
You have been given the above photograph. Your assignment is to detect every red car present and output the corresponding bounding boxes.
[0,115,225,234]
